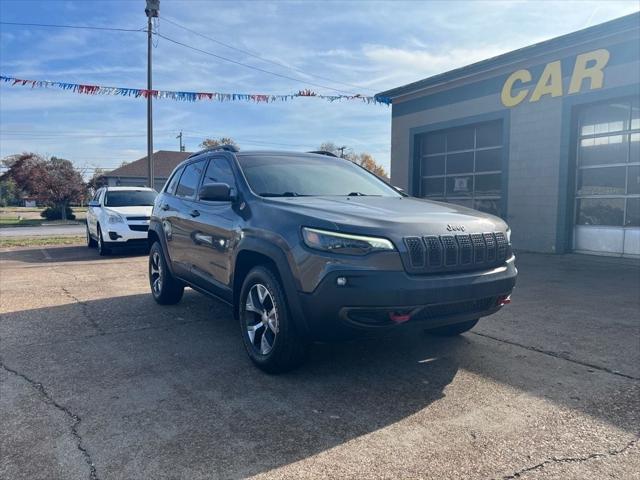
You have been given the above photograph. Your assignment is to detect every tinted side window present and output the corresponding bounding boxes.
[176,160,205,199]
[202,157,236,189]
[166,166,184,195]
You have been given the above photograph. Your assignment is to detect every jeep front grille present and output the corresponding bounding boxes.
[402,232,510,273]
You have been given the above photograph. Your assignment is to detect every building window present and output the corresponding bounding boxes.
[416,120,503,216]
[575,98,640,227]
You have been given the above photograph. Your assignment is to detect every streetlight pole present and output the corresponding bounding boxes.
[145,0,159,189]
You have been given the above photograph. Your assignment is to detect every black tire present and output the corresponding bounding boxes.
[425,319,479,336]
[97,225,110,256]
[149,241,184,305]
[239,265,308,373]
[86,223,97,248]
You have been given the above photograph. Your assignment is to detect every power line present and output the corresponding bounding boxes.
[0,132,153,138]
[1,19,374,95]
[0,130,313,149]
[156,32,356,95]
[0,21,146,33]
[162,17,375,94]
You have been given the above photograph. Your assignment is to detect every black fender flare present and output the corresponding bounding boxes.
[232,236,310,338]
[148,221,179,278]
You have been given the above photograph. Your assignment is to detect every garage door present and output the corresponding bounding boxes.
[415,120,504,217]
[573,98,640,257]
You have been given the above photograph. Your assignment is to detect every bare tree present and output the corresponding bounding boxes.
[1,153,86,220]
[318,143,388,179]
[200,137,238,149]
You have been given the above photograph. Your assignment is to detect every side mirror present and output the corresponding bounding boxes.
[88,200,100,207]
[199,182,233,202]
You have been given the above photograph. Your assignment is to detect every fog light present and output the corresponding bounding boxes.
[336,276,347,286]
[496,294,511,306]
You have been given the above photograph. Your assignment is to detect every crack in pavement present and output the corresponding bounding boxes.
[472,332,640,381]
[0,359,99,480]
[60,286,105,335]
[499,436,639,479]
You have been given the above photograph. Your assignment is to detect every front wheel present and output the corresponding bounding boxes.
[425,319,479,336]
[86,223,97,248]
[97,226,109,256]
[239,266,308,373]
[149,241,184,305]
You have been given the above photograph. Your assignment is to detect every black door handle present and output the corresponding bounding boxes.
[189,209,200,218]
[160,203,170,211]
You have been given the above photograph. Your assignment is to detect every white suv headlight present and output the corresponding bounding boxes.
[302,227,395,255]
[505,227,511,243]
[107,213,124,224]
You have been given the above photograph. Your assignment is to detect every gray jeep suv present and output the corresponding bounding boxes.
[148,146,517,373]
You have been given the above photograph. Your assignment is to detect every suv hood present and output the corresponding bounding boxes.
[104,205,153,217]
[265,196,506,236]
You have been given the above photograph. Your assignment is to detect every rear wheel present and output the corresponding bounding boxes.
[97,226,109,256]
[239,266,307,373]
[86,223,97,248]
[425,319,479,336]
[149,241,184,305]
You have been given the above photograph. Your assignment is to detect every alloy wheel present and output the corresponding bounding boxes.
[150,251,163,295]
[244,283,278,355]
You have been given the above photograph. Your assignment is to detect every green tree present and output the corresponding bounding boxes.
[0,177,19,207]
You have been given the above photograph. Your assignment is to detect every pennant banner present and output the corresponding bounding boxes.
[0,75,391,106]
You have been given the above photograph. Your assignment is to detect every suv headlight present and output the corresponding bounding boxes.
[302,227,395,255]
[107,213,124,224]
[505,227,511,243]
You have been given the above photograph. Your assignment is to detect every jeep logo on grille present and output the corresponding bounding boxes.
[446,224,465,232]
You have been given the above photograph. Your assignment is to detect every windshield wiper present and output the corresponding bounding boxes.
[260,192,305,197]
[347,192,381,196]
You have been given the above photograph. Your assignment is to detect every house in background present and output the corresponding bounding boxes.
[101,150,192,191]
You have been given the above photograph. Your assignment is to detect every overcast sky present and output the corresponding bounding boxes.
[0,0,638,175]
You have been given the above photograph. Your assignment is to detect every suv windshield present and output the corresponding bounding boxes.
[237,154,400,197]
[104,190,156,207]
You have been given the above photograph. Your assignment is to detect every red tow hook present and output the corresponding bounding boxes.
[496,295,512,306]
[389,311,412,324]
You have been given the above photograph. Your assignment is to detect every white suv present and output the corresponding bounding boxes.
[86,186,157,255]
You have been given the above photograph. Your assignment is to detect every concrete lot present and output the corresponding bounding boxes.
[0,246,638,480]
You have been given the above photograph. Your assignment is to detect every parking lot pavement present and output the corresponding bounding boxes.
[0,247,638,480]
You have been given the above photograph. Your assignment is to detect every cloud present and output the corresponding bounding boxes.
[362,44,512,87]
[1,0,637,175]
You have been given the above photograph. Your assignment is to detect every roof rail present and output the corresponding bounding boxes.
[307,150,338,157]
[187,144,239,158]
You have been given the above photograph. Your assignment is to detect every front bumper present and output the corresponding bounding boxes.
[296,256,517,340]
[106,222,149,243]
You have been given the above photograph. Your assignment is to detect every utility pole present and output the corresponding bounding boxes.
[337,146,347,158]
[176,131,185,152]
[145,0,159,188]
